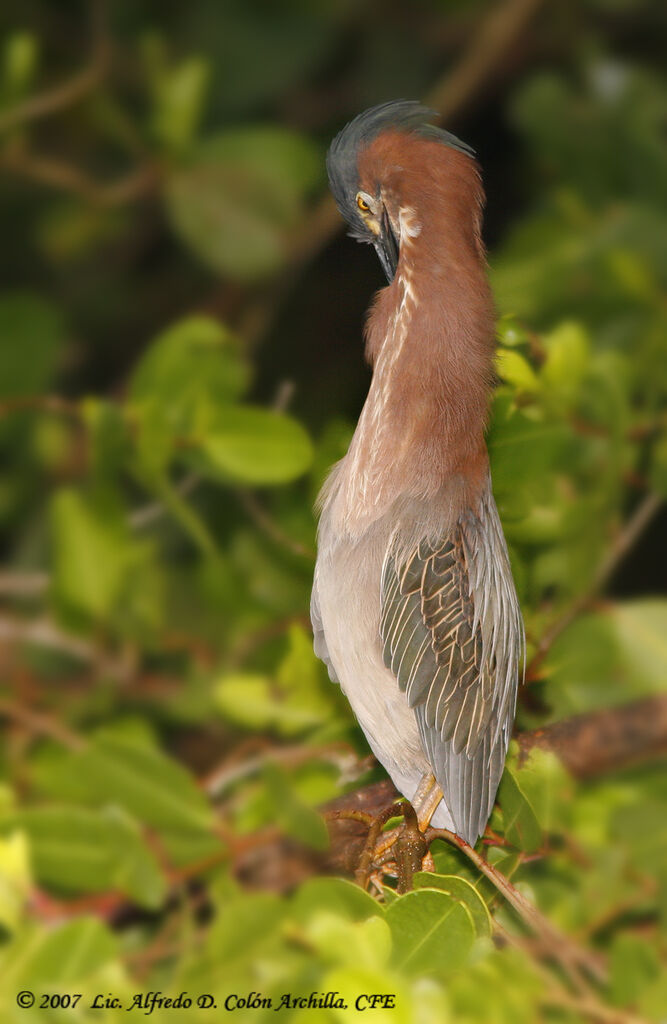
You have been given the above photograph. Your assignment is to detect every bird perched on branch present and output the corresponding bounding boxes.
[311,101,523,849]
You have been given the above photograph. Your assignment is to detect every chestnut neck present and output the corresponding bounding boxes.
[362,217,495,484]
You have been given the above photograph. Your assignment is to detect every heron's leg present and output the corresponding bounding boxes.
[355,775,443,893]
[411,772,445,831]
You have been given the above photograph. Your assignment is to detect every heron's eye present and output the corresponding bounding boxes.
[356,194,371,213]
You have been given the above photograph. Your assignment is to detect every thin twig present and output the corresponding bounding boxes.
[541,990,651,1024]
[236,490,315,559]
[204,742,360,798]
[128,472,201,530]
[495,922,648,1024]
[0,614,98,664]
[428,827,607,991]
[0,613,128,677]
[0,697,85,751]
[0,150,159,206]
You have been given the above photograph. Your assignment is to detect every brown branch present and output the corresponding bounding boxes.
[0,697,85,751]
[0,0,110,135]
[0,149,159,206]
[517,694,667,779]
[231,693,667,890]
[0,395,80,419]
[429,826,606,990]
[426,0,544,117]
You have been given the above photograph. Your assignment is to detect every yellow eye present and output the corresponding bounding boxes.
[356,194,371,213]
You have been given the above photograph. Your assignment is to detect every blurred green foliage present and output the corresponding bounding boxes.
[0,1,665,1021]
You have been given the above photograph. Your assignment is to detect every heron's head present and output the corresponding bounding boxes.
[327,100,482,283]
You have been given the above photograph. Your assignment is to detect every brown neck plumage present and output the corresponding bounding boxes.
[362,203,495,500]
[330,134,495,532]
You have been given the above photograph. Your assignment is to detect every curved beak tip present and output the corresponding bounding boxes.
[374,211,399,283]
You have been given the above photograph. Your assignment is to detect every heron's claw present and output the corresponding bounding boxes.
[354,800,431,895]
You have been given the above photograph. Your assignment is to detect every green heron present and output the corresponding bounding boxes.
[312,101,523,848]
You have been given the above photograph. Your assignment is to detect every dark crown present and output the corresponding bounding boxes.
[326,100,475,225]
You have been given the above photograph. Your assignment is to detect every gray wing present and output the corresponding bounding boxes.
[310,578,339,684]
[380,484,523,844]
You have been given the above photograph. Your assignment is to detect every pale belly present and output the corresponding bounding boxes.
[313,513,455,830]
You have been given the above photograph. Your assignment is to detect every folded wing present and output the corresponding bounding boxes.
[380,483,523,844]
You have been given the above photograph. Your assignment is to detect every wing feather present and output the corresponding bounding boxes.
[380,481,523,844]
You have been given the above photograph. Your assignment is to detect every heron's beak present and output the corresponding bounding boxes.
[374,208,399,283]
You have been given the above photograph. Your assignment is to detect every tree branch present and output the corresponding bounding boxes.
[426,0,544,117]
[517,693,667,779]
[231,694,667,890]
[0,150,159,206]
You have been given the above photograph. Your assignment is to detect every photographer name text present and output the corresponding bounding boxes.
[16,990,396,1014]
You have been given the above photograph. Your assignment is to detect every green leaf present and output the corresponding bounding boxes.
[290,877,381,924]
[487,400,570,497]
[495,349,541,393]
[102,807,167,909]
[510,749,574,834]
[497,769,542,853]
[0,292,63,397]
[76,732,215,834]
[544,602,667,717]
[496,316,530,348]
[2,32,38,98]
[541,320,590,408]
[50,487,130,620]
[609,798,667,875]
[2,917,117,987]
[262,762,329,851]
[0,805,165,908]
[130,315,248,409]
[192,406,313,485]
[639,972,667,1023]
[301,912,391,971]
[322,966,414,1024]
[275,623,335,730]
[81,398,130,478]
[386,889,476,977]
[0,832,31,931]
[206,890,284,971]
[129,315,249,476]
[165,127,321,278]
[412,872,492,937]
[611,599,667,692]
[145,43,210,153]
[610,934,660,1007]
[543,611,621,715]
[215,672,277,730]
